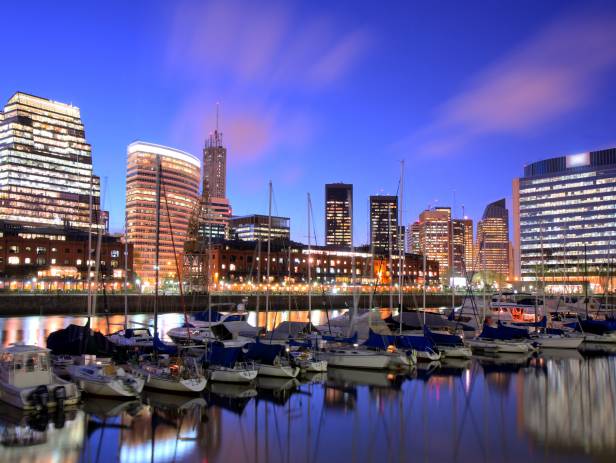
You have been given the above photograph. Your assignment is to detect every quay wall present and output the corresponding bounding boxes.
[0,293,465,316]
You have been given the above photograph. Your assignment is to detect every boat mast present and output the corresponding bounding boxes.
[86,175,93,318]
[423,249,427,326]
[307,193,312,320]
[124,211,129,329]
[388,206,393,311]
[398,160,404,335]
[153,154,162,351]
[451,191,455,312]
[266,180,272,331]
[91,177,105,317]
[350,188,357,334]
[256,236,261,331]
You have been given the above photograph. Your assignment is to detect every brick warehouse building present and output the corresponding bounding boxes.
[187,239,439,287]
[0,221,133,291]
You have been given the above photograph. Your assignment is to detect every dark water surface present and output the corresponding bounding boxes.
[0,315,615,463]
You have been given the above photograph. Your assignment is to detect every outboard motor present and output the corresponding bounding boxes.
[54,386,66,410]
[30,385,49,409]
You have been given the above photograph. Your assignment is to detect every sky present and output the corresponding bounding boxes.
[3,0,616,243]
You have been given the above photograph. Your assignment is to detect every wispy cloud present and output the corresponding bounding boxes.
[166,0,372,88]
[399,10,616,156]
[164,0,371,162]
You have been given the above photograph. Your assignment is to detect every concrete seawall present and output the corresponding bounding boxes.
[0,293,466,316]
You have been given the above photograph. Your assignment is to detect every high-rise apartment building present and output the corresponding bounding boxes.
[369,195,398,255]
[0,92,105,230]
[476,199,509,279]
[325,183,352,248]
[126,142,200,285]
[418,207,451,279]
[458,218,474,274]
[201,128,231,238]
[408,221,421,254]
[513,149,616,290]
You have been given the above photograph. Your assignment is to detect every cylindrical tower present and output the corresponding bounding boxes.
[126,141,200,287]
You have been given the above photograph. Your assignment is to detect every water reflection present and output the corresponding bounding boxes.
[0,316,615,462]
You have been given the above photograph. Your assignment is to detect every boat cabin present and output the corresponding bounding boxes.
[0,345,53,388]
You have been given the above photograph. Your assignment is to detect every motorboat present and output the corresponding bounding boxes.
[131,354,207,393]
[68,363,145,397]
[0,345,81,410]
[205,343,258,383]
[107,327,154,349]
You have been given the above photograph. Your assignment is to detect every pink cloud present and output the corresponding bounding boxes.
[401,10,616,156]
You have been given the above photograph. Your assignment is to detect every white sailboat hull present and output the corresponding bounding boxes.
[583,332,616,344]
[468,339,534,354]
[257,364,300,378]
[321,351,391,369]
[208,367,258,383]
[439,346,473,359]
[533,336,583,349]
[144,374,207,392]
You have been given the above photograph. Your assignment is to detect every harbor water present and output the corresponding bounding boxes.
[0,314,615,463]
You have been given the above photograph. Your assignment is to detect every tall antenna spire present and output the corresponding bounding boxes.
[216,102,220,133]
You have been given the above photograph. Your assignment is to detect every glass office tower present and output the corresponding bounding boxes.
[0,92,104,230]
[513,148,616,290]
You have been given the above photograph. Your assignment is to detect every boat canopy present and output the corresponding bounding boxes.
[479,322,529,340]
[396,334,437,352]
[207,342,242,368]
[46,323,114,356]
[511,316,547,328]
[268,321,316,341]
[423,326,463,347]
[567,318,616,335]
[153,334,178,355]
[193,310,222,322]
[322,333,358,344]
[363,329,395,350]
[243,342,284,365]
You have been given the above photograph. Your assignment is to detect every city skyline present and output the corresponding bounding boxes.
[3,1,616,245]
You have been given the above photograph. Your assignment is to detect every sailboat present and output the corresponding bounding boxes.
[128,154,207,393]
[205,342,258,383]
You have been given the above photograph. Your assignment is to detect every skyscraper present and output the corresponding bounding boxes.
[325,183,352,248]
[408,221,421,254]
[513,149,616,290]
[0,92,105,230]
[458,218,474,274]
[369,195,398,255]
[201,125,231,239]
[126,142,200,285]
[418,207,451,280]
[476,199,509,279]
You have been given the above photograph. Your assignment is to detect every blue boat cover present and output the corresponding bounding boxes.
[545,328,565,335]
[154,334,178,355]
[511,316,547,328]
[288,339,313,348]
[363,330,396,350]
[567,318,616,335]
[193,310,222,322]
[322,333,358,344]
[479,323,529,340]
[207,342,242,368]
[396,334,437,352]
[423,326,463,347]
[244,342,284,365]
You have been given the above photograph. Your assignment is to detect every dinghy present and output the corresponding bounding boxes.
[68,363,144,397]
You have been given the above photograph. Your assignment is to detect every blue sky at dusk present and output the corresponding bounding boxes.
[3,0,616,243]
